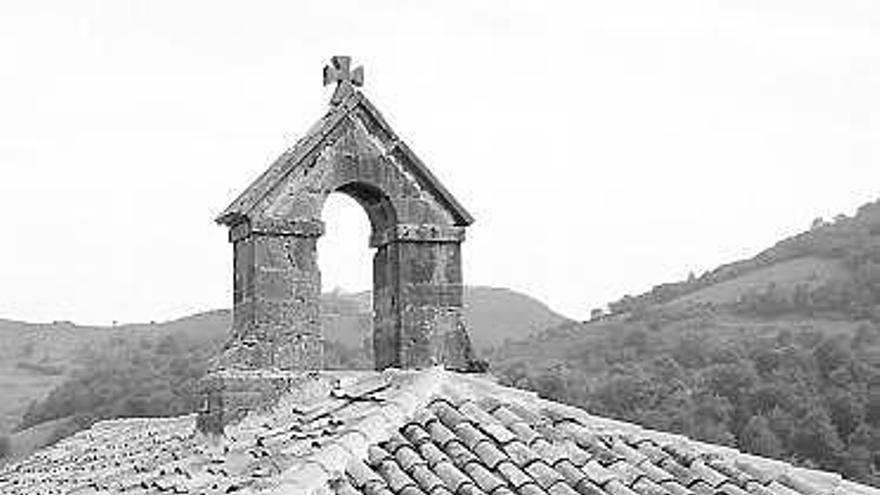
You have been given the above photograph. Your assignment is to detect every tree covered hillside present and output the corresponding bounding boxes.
[493,198,880,487]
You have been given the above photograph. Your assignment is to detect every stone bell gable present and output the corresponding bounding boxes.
[214,56,476,374]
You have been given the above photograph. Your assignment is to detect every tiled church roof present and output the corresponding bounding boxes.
[0,368,876,495]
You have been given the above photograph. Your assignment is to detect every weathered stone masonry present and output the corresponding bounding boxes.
[224,218,325,370]
[198,57,477,432]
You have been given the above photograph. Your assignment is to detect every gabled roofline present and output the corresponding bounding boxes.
[216,91,474,227]
[215,92,360,226]
[356,95,474,227]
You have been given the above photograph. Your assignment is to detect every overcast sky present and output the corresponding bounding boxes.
[1,1,878,325]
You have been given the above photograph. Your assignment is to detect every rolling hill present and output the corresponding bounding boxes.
[0,285,568,441]
[319,286,568,354]
[490,198,880,487]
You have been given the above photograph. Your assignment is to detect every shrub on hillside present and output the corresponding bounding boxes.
[18,333,216,432]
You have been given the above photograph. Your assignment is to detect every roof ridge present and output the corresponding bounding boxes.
[354,93,473,226]
[5,369,880,494]
[264,367,450,495]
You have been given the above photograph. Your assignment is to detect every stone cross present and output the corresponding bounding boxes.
[323,56,364,105]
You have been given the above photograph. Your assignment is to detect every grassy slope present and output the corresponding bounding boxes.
[496,249,868,372]
[665,257,847,309]
[494,199,880,377]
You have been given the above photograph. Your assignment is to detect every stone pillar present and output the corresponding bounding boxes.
[221,218,324,370]
[371,224,474,370]
[198,218,326,435]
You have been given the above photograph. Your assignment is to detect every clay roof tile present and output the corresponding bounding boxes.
[502,442,541,468]
[634,461,675,485]
[402,424,433,447]
[629,477,669,495]
[715,481,751,495]
[453,423,491,451]
[395,446,428,473]
[495,461,535,489]
[504,403,546,426]
[507,423,542,447]
[471,442,508,471]
[572,479,607,495]
[458,402,504,430]
[491,408,523,429]
[604,479,641,495]
[368,446,394,465]
[778,471,832,495]
[518,483,551,495]
[558,441,592,468]
[686,460,728,488]
[607,460,645,487]
[428,487,456,495]
[460,463,505,493]
[458,482,488,495]
[608,439,648,467]
[634,443,670,466]
[374,458,419,493]
[382,434,411,455]
[427,422,460,449]
[418,443,451,468]
[547,481,582,495]
[410,464,447,493]
[657,480,694,495]
[364,482,398,495]
[401,486,429,495]
[348,458,385,488]
[702,459,754,488]
[681,481,712,495]
[335,477,364,495]
[551,461,587,488]
[764,480,810,495]
[432,462,473,493]
[431,401,469,429]
[741,482,776,495]
[530,440,568,466]
[443,441,480,467]
[523,462,565,489]
[657,458,696,488]
[580,460,617,487]
[455,404,517,446]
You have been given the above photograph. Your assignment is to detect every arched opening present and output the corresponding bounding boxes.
[317,192,375,369]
